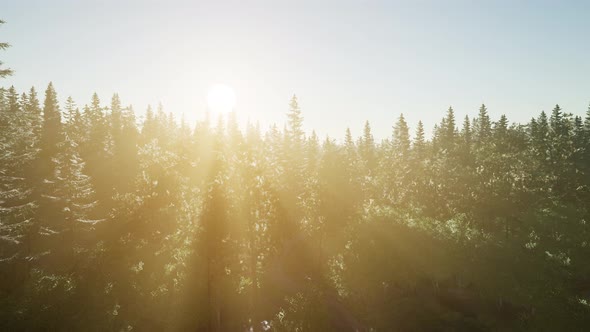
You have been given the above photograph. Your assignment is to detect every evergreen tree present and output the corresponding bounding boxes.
[493,114,509,151]
[306,130,320,174]
[142,104,157,143]
[286,95,305,149]
[24,87,42,138]
[39,83,62,172]
[441,106,457,150]
[549,104,565,136]
[413,120,426,155]
[0,85,38,290]
[461,115,472,148]
[81,93,113,210]
[284,95,306,198]
[392,113,410,157]
[0,20,13,78]
[474,103,491,145]
[358,120,376,173]
[2,84,590,330]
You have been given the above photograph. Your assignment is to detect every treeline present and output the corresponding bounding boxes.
[1,83,590,331]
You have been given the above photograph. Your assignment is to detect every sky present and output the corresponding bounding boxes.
[2,0,590,140]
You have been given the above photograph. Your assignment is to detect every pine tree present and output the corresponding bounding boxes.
[286,95,305,148]
[549,104,564,135]
[0,85,41,301]
[142,104,157,143]
[461,115,472,147]
[413,120,426,157]
[27,83,68,287]
[285,95,306,195]
[358,120,376,173]
[6,86,19,114]
[0,20,13,78]
[63,96,85,144]
[343,128,360,184]
[494,114,509,143]
[81,93,113,209]
[458,115,474,166]
[63,96,77,125]
[110,93,122,150]
[392,113,410,157]
[344,128,355,157]
[23,87,42,140]
[306,130,320,174]
[573,116,584,148]
[54,136,98,261]
[39,83,62,170]
[108,95,138,193]
[533,111,550,164]
[443,106,457,147]
[475,104,491,145]
[86,93,107,143]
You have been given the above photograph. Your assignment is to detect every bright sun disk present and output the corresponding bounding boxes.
[207,83,236,113]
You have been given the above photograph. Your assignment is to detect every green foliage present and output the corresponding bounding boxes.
[1,85,590,331]
[0,20,13,78]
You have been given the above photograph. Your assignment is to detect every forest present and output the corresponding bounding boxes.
[1,81,590,331]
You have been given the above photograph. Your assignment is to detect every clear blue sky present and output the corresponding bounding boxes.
[2,0,589,140]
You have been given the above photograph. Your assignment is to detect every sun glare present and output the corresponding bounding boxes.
[207,83,237,114]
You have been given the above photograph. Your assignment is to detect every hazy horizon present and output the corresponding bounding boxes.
[2,0,590,139]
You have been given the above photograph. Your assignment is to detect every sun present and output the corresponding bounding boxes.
[207,83,236,113]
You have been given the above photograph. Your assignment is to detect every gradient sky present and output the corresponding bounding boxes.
[2,0,589,140]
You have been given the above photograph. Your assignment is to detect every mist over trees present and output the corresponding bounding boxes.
[1,82,589,331]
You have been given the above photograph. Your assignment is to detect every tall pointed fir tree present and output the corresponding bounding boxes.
[0,20,13,78]
[109,94,138,193]
[358,120,376,175]
[52,135,97,270]
[385,114,411,207]
[285,95,306,191]
[474,103,491,148]
[81,93,112,209]
[413,120,426,158]
[440,106,457,152]
[283,95,306,236]
[392,114,410,158]
[0,85,40,293]
[32,82,66,276]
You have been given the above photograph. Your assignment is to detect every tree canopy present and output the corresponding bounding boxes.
[1,84,590,331]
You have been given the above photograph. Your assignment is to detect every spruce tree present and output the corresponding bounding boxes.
[392,113,410,157]
[442,106,457,147]
[0,20,13,78]
[461,115,472,147]
[358,120,376,173]
[286,95,305,148]
[494,114,509,144]
[142,104,157,143]
[475,104,491,146]
[306,130,320,174]
[81,93,113,210]
[39,83,62,171]
[413,120,426,156]
[285,95,306,196]
[24,87,42,137]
